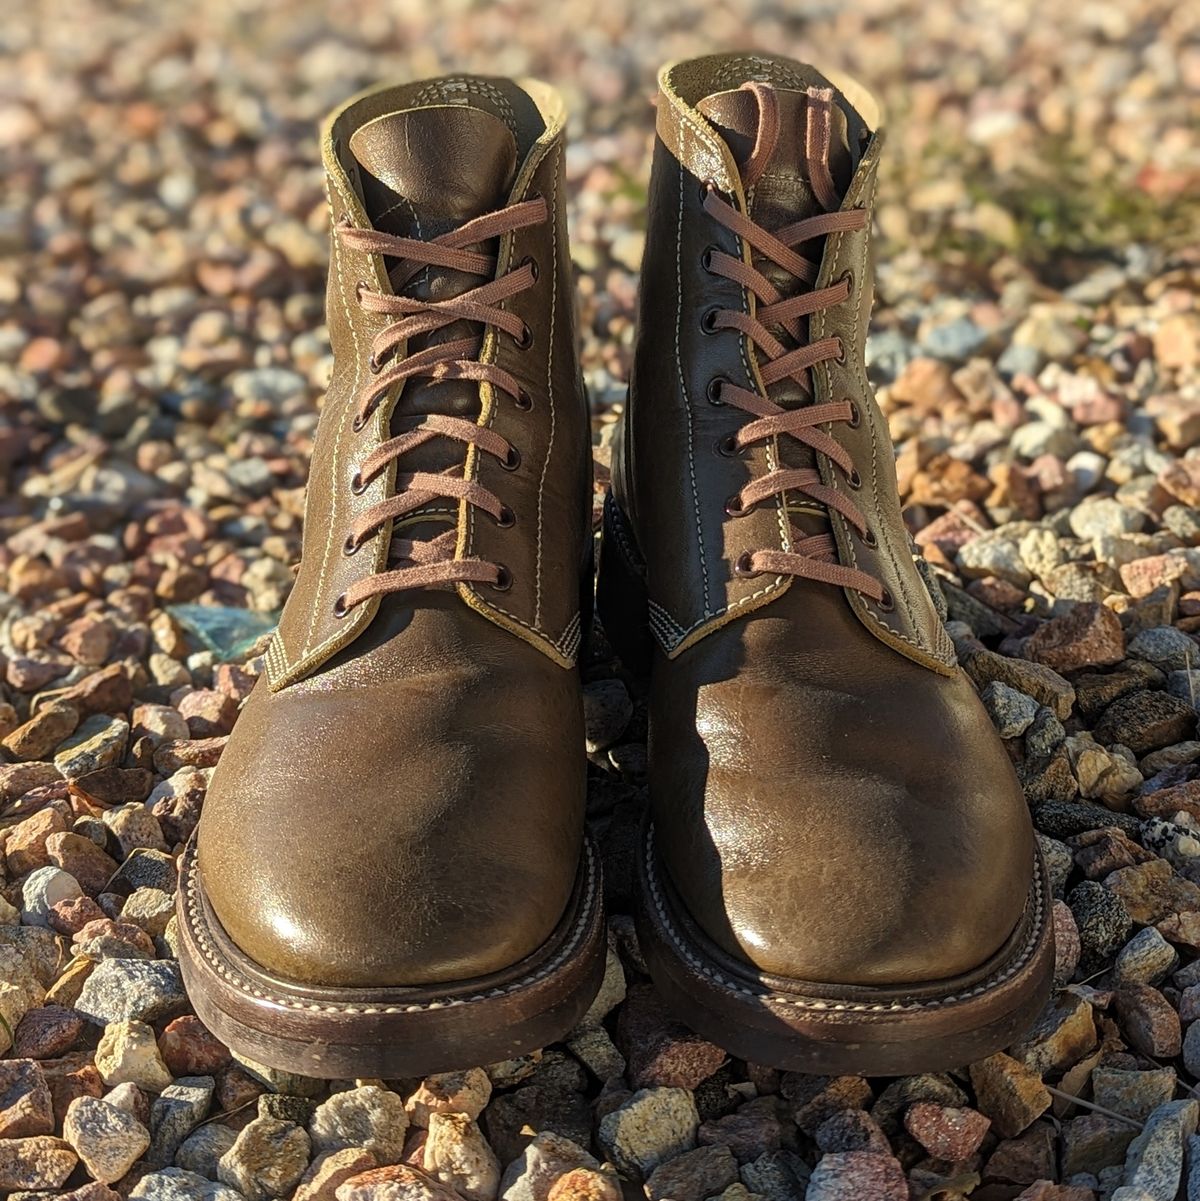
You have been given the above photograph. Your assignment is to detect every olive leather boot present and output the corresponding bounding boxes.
[598,53,1053,1073]
[177,76,604,1077]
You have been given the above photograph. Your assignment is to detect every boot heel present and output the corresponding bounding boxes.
[596,491,654,677]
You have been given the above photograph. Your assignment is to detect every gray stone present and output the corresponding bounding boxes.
[980,681,1041,738]
[1113,927,1178,987]
[307,1085,406,1165]
[1037,834,1074,897]
[1071,498,1146,540]
[805,1150,908,1201]
[217,1116,310,1200]
[63,1095,151,1184]
[54,715,130,779]
[1183,1019,1200,1079]
[148,1076,215,1167]
[75,958,186,1025]
[1119,1099,1199,1200]
[739,1150,812,1200]
[20,865,83,926]
[1092,1067,1179,1124]
[1068,880,1134,973]
[597,1086,699,1179]
[175,1123,237,1179]
[497,1130,598,1201]
[131,1166,246,1201]
[1167,671,1200,710]
[645,1143,739,1201]
[1130,627,1200,674]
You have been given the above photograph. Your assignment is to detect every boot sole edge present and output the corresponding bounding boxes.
[175,834,607,1078]
[636,820,1055,1075]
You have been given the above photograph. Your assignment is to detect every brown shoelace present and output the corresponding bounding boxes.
[704,83,887,606]
[331,196,548,615]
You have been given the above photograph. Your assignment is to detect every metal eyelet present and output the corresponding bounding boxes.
[706,377,727,405]
[350,470,365,494]
[519,255,540,282]
[847,467,862,489]
[847,400,861,428]
[501,446,522,471]
[495,505,515,528]
[700,246,718,273]
[833,338,847,365]
[838,269,854,291]
[333,594,350,618]
[351,411,368,433]
[368,352,383,374]
[715,433,739,458]
[515,388,533,411]
[342,534,360,557]
[878,588,895,612]
[725,495,750,518]
[733,551,760,577]
[490,565,513,591]
[699,179,716,203]
[515,323,533,350]
[862,527,877,548]
[700,307,722,335]
[354,280,370,302]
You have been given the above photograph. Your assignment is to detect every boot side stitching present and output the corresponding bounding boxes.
[817,207,948,661]
[181,838,597,1014]
[533,150,561,627]
[645,826,1046,1013]
[302,176,364,660]
[676,156,711,612]
[460,143,576,662]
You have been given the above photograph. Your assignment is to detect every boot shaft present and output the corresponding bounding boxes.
[615,53,954,672]
[267,76,591,689]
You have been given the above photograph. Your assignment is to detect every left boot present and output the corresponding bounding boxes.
[598,53,1054,1074]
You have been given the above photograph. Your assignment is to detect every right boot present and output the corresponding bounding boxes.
[176,75,604,1078]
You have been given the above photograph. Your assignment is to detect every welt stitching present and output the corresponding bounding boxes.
[533,150,560,627]
[645,825,1046,1012]
[182,838,596,1013]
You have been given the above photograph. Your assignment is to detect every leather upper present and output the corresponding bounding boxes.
[199,595,584,987]
[614,53,1035,988]
[197,76,591,988]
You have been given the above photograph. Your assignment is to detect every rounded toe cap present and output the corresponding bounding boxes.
[196,652,584,989]
[654,659,1036,989]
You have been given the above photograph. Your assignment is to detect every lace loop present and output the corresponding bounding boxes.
[701,86,884,603]
[331,195,547,611]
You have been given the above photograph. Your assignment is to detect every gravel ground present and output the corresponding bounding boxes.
[2,1,1200,1199]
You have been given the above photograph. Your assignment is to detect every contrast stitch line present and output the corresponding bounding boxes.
[533,151,560,627]
[303,175,362,657]
[676,158,710,611]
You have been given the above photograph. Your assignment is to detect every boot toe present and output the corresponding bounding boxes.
[196,644,584,989]
[653,639,1035,989]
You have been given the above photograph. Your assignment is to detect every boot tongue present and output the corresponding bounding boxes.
[348,104,518,236]
[346,104,520,556]
[696,85,854,231]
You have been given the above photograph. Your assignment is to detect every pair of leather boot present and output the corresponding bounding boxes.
[177,54,1053,1079]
